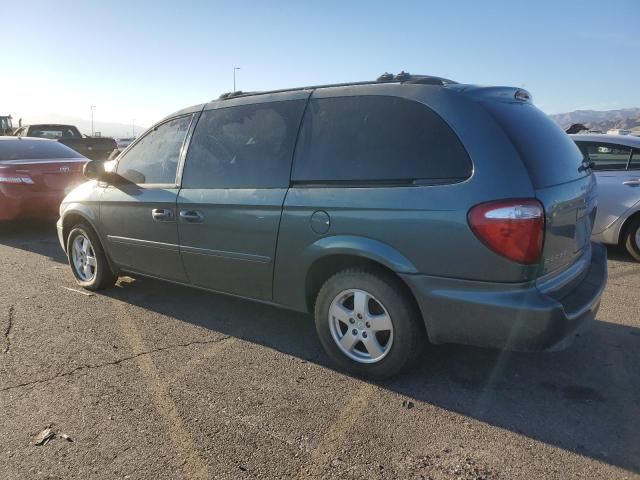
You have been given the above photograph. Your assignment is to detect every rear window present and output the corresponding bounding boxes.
[0,139,84,161]
[292,95,472,184]
[483,102,586,188]
[27,125,79,139]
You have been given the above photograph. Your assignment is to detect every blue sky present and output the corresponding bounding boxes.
[3,0,639,130]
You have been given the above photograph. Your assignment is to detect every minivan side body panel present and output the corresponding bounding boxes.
[177,91,310,300]
[100,185,188,282]
[177,188,288,300]
[273,84,539,311]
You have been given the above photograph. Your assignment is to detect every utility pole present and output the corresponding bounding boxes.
[233,67,240,91]
[90,105,96,136]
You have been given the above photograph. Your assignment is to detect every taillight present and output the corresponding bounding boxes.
[468,199,544,264]
[0,175,34,184]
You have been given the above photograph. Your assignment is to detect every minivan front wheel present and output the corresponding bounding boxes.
[314,269,424,378]
[67,224,117,290]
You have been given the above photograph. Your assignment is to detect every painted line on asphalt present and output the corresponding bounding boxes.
[114,301,209,480]
[167,337,236,383]
[61,286,95,296]
[299,382,375,478]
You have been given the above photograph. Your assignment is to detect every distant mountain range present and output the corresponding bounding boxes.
[549,108,640,132]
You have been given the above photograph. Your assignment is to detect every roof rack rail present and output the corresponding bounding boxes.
[218,90,259,100]
[216,71,457,101]
[376,72,394,81]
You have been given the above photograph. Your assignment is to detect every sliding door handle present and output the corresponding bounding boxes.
[151,208,174,221]
[179,209,205,223]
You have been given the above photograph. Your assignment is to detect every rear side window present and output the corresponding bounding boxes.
[482,102,586,188]
[292,96,471,183]
[182,100,307,188]
[577,142,632,171]
[0,139,84,161]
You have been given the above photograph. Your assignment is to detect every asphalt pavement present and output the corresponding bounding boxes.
[1,220,639,479]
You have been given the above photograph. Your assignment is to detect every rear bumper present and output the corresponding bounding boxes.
[400,242,607,351]
[0,188,64,221]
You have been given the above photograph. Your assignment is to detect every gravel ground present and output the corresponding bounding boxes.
[0,220,638,479]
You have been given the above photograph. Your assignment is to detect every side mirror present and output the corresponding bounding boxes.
[83,159,105,180]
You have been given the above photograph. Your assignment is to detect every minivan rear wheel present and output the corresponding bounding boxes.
[623,217,640,262]
[67,224,117,290]
[314,269,424,378]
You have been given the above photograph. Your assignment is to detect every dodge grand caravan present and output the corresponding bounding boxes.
[57,73,607,378]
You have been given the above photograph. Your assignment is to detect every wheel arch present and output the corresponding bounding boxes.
[61,205,100,253]
[620,209,640,244]
[302,236,422,324]
[61,206,118,273]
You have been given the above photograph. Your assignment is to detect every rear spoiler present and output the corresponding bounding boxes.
[449,85,533,104]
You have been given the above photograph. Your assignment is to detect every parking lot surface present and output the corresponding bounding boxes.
[1,221,639,479]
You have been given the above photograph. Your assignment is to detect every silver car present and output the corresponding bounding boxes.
[571,134,640,261]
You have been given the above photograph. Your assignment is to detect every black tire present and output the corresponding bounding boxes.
[623,217,640,262]
[314,268,425,379]
[66,223,117,290]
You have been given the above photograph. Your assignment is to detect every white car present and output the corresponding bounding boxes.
[571,134,640,261]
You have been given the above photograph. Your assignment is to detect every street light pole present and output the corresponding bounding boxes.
[233,67,240,91]
[90,105,96,136]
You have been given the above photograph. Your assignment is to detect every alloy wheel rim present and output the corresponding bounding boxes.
[635,226,640,249]
[328,289,394,364]
[71,234,97,282]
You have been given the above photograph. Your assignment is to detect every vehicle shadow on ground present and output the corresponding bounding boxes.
[0,220,65,264]
[606,244,638,264]
[105,275,640,474]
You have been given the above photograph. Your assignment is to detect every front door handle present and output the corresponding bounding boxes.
[179,209,205,223]
[622,179,640,187]
[151,208,174,221]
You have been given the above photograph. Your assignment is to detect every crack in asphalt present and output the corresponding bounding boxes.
[0,335,231,393]
[3,305,15,354]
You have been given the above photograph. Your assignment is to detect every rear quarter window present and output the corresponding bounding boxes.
[482,102,586,188]
[292,95,472,184]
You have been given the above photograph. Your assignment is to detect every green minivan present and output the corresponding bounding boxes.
[57,73,607,378]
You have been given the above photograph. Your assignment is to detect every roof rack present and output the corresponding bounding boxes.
[216,71,457,100]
